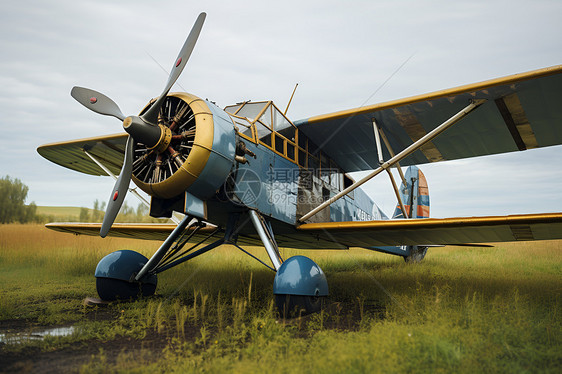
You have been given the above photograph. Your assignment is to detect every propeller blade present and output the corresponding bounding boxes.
[71,86,126,121]
[100,136,134,238]
[142,12,206,124]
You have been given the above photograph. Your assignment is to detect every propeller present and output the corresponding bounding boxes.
[141,12,206,125]
[70,87,125,121]
[71,12,206,237]
[100,136,134,237]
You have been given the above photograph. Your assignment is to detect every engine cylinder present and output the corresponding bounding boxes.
[131,93,236,200]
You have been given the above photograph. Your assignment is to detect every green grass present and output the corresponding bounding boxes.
[0,225,560,373]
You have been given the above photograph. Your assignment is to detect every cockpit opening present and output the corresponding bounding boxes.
[224,100,353,196]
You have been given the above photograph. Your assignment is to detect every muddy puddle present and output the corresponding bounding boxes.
[0,326,76,344]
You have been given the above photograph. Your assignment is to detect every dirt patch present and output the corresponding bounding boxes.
[0,319,38,334]
[0,299,374,373]
[0,304,194,374]
[0,326,201,374]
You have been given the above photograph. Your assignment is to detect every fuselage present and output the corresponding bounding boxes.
[127,93,387,232]
[205,99,388,229]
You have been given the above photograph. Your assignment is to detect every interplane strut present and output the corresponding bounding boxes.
[298,99,487,223]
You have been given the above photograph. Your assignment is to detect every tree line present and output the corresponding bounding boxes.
[0,175,166,224]
[0,176,38,223]
[78,199,165,223]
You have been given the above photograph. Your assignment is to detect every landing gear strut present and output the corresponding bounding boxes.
[93,211,329,317]
[94,215,221,301]
[248,210,329,317]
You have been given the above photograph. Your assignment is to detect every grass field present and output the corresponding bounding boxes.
[0,224,560,373]
[35,206,86,218]
[34,205,97,224]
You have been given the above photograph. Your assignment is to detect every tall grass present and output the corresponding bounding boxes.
[0,224,157,322]
[1,224,560,372]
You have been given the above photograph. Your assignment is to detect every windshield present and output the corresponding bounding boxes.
[227,102,269,120]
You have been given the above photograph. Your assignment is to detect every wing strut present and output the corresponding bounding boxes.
[378,126,407,186]
[298,99,487,223]
[373,118,409,219]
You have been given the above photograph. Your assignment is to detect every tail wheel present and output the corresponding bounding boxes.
[404,245,428,263]
[132,95,196,185]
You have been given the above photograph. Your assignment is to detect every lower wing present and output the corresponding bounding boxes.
[44,222,344,249]
[296,212,562,247]
[46,212,562,250]
[45,222,263,247]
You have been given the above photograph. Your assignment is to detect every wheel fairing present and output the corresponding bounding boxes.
[94,250,157,286]
[273,255,328,296]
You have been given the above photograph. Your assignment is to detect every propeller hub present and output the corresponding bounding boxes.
[122,116,162,149]
[149,125,173,153]
[122,116,133,129]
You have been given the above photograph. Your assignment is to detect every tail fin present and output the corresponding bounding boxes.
[392,165,430,219]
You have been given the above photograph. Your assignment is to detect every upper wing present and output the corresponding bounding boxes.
[295,65,562,172]
[37,133,128,176]
[297,212,562,246]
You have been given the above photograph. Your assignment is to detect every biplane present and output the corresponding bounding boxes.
[37,12,562,316]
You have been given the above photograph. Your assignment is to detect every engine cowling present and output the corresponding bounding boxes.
[131,92,236,200]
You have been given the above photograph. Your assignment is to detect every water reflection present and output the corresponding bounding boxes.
[0,326,76,344]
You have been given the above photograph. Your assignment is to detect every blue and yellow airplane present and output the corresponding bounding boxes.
[37,13,562,316]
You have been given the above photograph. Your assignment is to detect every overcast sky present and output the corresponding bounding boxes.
[1,0,561,218]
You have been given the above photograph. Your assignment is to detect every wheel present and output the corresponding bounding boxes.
[96,277,156,301]
[273,256,329,318]
[404,245,428,263]
[275,294,326,318]
[94,250,158,301]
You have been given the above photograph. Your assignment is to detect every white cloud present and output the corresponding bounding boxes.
[0,0,560,218]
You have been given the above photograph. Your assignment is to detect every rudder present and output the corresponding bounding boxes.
[392,166,430,219]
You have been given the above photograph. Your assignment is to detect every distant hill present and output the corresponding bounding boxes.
[35,205,171,223]
[36,206,102,222]
[37,206,92,218]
